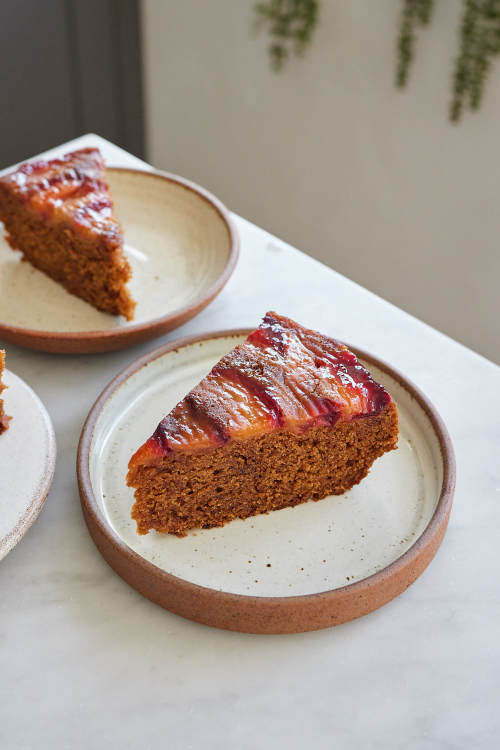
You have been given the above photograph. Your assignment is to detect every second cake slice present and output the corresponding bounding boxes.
[0,148,135,320]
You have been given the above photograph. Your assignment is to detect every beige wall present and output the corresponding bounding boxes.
[142,0,500,363]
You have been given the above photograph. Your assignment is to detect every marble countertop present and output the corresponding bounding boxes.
[1,135,498,750]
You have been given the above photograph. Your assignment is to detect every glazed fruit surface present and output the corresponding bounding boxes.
[0,148,122,242]
[129,312,392,469]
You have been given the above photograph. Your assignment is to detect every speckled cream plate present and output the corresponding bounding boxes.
[0,369,56,559]
[0,168,239,353]
[78,331,455,634]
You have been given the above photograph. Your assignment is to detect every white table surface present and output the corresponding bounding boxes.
[1,135,499,750]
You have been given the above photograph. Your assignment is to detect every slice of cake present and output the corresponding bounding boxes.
[127,312,399,536]
[0,148,135,320]
[0,350,10,434]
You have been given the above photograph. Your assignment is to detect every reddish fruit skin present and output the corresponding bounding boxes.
[128,312,394,473]
[0,148,122,244]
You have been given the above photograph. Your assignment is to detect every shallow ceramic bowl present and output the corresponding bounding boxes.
[0,369,56,559]
[78,331,455,634]
[0,169,239,353]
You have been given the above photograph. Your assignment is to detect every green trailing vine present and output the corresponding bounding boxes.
[395,0,435,88]
[254,0,500,122]
[450,0,500,121]
[254,0,319,71]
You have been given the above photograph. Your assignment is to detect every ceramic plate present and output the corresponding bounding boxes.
[0,369,56,559]
[0,168,239,353]
[78,331,455,634]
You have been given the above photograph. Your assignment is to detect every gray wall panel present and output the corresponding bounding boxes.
[0,0,144,167]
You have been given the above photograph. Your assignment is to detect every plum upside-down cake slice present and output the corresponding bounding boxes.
[0,147,135,319]
[127,312,399,536]
[0,350,10,434]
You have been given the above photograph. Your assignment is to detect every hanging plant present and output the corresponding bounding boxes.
[395,0,435,87]
[254,0,500,122]
[254,0,319,71]
[450,0,500,121]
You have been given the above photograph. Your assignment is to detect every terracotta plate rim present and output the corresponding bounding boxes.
[0,370,57,560]
[77,329,456,634]
[0,168,240,353]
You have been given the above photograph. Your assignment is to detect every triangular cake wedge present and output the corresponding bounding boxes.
[0,148,135,319]
[128,312,399,536]
[0,350,10,434]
